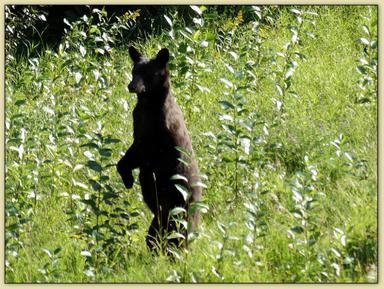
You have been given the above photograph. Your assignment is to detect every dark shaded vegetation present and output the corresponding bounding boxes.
[5,5,377,283]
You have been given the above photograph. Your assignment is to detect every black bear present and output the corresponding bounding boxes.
[117,46,202,252]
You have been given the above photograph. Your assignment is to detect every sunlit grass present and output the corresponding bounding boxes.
[5,5,377,283]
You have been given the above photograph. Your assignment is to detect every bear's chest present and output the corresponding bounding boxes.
[132,105,173,151]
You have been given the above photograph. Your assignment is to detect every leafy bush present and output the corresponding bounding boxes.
[5,5,377,283]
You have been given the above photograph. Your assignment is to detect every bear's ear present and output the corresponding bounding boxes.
[156,48,169,66]
[129,46,142,63]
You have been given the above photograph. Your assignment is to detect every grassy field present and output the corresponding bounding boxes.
[5,5,377,283]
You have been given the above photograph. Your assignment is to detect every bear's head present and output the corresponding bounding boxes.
[128,46,170,94]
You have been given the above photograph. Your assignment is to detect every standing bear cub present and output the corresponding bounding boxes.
[117,46,202,252]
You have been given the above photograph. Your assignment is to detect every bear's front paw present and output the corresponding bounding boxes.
[122,173,134,189]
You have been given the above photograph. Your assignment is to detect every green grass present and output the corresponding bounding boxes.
[5,5,377,283]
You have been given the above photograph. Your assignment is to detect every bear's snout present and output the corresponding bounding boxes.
[128,76,145,93]
[128,81,136,93]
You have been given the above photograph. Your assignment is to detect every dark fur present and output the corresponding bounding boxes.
[117,47,202,251]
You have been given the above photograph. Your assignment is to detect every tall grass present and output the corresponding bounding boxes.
[5,5,377,283]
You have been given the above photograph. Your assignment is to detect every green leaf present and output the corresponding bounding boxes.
[221,124,236,134]
[84,269,95,277]
[219,101,235,110]
[193,17,203,27]
[294,52,307,60]
[63,18,72,28]
[120,213,130,219]
[54,247,63,255]
[87,160,102,172]
[83,151,94,159]
[290,8,302,15]
[222,154,235,162]
[73,164,84,172]
[15,99,26,106]
[89,25,99,34]
[356,97,371,104]
[170,174,188,182]
[81,142,99,149]
[164,15,173,27]
[229,51,238,60]
[224,63,235,74]
[7,223,19,232]
[217,222,226,235]
[79,45,86,57]
[190,5,202,15]
[220,78,234,88]
[74,72,82,84]
[344,256,353,265]
[167,232,185,240]
[175,146,191,157]
[81,250,92,257]
[89,179,101,191]
[341,235,347,247]
[175,184,189,202]
[170,207,186,216]
[344,152,353,162]
[168,30,175,39]
[285,68,295,80]
[188,232,199,244]
[331,248,341,258]
[296,16,303,24]
[193,30,201,40]
[359,37,370,45]
[291,33,298,43]
[42,248,52,258]
[73,179,88,190]
[95,48,105,55]
[205,32,215,41]
[127,223,139,230]
[305,32,316,39]
[81,199,97,209]
[104,137,121,144]
[99,148,112,157]
[290,226,304,234]
[292,188,303,202]
[199,6,207,13]
[359,58,369,65]
[276,84,283,96]
[304,10,319,16]
[191,181,207,189]
[196,84,210,93]
[92,230,104,241]
[102,192,118,199]
[189,202,209,214]
[356,66,366,74]
[240,137,251,154]
[130,211,140,217]
[178,157,190,166]
[219,114,234,122]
